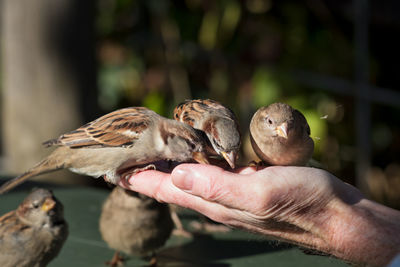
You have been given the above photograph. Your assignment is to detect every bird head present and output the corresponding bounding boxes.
[203,117,240,169]
[254,103,300,141]
[16,188,65,228]
[158,120,209,164]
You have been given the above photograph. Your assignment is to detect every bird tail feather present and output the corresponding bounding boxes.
[0,158,60,195]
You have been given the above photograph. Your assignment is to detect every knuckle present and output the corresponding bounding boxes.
[150,177,166,203]
[212,213,231,223]
[204,209,230,224]
[200,176,223,201]
[248,185,272,212]
[153,193,165,203]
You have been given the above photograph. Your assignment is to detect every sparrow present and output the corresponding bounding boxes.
[174,99,241,169]
[99,186,173,267]
[0,107,209,194]
[249,102,314,166]
[0,188,68,267]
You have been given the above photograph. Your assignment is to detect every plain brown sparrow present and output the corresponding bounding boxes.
[249,102,314,166]
[0,107,209,194]
[174,99,241,169]
[99,186,173,267]
[0,188,68,267]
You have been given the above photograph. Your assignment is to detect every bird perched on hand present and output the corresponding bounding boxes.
[0,107,209,195]
[0,188,68,267]
[99,186,173,267]
[250,102,314,166]
[174,99,241,169]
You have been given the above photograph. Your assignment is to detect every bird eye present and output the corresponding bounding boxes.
[212,138,222,150]
[175,113,179,119]
[190,143,196,150]
[32,201,39,209]
[267,118,273,125]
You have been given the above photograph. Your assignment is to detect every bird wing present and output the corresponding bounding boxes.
[293,109,311,135]
[173,99,237,126]
[43,107,157,149]
[0,211,27,243]
[173,100,196,127]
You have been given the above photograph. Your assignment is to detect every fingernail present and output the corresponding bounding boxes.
[173,168,193,191]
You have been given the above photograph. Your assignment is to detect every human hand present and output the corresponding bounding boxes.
[118,164,400,266]
[119,164,358,234]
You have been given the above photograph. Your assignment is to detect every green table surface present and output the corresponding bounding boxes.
[0,177,348,267]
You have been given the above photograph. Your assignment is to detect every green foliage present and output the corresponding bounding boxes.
[302,109,328,155]
[142,92,166,116]
[251,67,281,108]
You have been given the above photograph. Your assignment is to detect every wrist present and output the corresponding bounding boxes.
[323,197,400,266]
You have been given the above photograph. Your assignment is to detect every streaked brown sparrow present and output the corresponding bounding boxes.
[0,107,209,194]
[99,186,173,266]
[249,102,314,166]
[0,188,68,267]
[174,99,241,169]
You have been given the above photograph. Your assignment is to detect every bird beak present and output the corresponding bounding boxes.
[192,152,210,164]
[221,151,236,169]
[41,198,56,212]
[276,123,288,139]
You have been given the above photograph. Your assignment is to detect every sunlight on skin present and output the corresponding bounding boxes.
[118,164,400,266]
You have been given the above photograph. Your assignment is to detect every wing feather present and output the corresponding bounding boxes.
[173,99,237,126]
[43,107,157,149]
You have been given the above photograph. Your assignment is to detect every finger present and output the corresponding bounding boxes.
[171,164,266,210]
[235,166,259,175]
[119,170,227,210]
[118,170,179,203]
[119,170,241,224]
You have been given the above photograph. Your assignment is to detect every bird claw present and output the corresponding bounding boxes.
[248,160,266,171]
[148,254,158,267]
[172,228,193,238]
[122,164,157,185]
[189,220,232,233]
[170,209,192,238]
[105,251,125,267]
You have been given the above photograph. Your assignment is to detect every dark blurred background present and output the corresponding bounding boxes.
[0,0,399,209]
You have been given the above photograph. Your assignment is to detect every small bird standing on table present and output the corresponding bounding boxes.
[250,102,314,166]
[100,186,173,267]
[0,188,68,267]
[174,99,241,169]
[0,107,209,195]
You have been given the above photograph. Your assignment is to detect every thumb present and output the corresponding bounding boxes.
[171,164,261,209]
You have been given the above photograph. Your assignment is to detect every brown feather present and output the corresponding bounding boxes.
[174,99,237,126]
[249,102,314,166]
[44,107,155,149]
[0,157,63,195]
[173,99,240,168]
[0,106,208,195]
